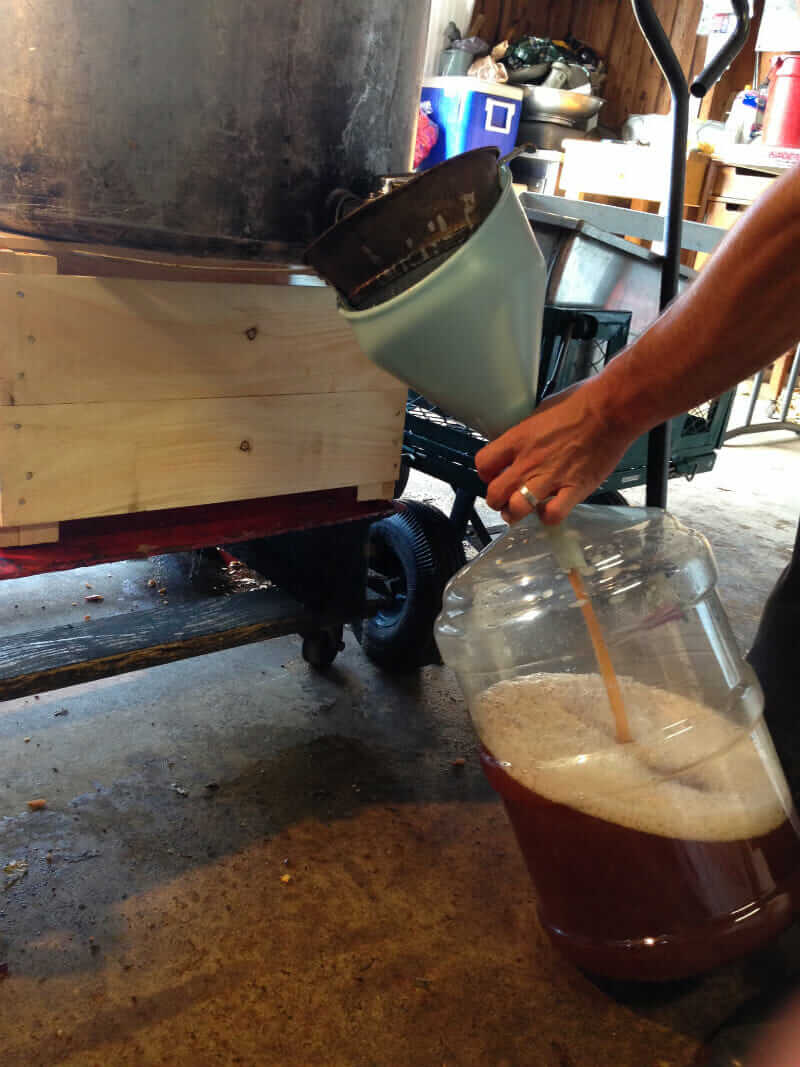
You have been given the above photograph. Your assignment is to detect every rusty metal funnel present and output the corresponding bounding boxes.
[305,147,502,309]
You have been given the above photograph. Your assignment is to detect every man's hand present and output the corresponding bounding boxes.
[478,164,800,527]
[475,377,636,526]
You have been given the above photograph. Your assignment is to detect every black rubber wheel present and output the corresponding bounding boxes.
[401,500,467,583]
[393,456,411,499]
[586,488,629,507]
[354,502,466,671]
[302,626,345,670]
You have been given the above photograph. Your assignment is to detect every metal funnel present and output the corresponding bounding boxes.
[305,148,502,310]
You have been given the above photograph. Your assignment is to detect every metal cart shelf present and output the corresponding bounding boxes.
[402,304,736,538]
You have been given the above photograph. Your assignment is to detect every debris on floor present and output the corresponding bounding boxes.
[3,860,28,890]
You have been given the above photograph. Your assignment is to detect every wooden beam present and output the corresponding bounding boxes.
[0,391,404,527]
[0,230,313,284]
[0,250,59,275]
[356,482,396,502]
[0,275,397,406]
[0,587,380,701]
[0,489,392,581]
[0,523,59,547]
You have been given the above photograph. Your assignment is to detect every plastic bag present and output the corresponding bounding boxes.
[468,55,509,83]
[451,36,489,56]
[414,107,439,169]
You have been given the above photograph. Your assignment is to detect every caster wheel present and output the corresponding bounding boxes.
[301,626,345,670]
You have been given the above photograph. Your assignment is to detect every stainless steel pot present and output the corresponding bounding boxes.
[0,0,429,256]
[521,86,605,122]
[516,119,588,151]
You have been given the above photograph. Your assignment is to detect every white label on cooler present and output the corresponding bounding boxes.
[484,99,515,135]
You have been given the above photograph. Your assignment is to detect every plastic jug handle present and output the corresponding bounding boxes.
[535,518,592,576]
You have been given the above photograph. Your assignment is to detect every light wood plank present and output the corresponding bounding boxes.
[0,391,405,526]
[356,482,396,502]
[0,250,58,275]
[0,523,59,547]
[561,141,671,203]
[711,166,775,205]
[768,351,794,403]
[0,275,397,406]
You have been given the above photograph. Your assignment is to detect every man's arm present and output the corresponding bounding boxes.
[476,164,800,524]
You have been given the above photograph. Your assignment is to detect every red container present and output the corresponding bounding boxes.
[764,54,800,148]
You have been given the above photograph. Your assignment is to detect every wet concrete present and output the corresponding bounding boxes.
[0,431,799,1066]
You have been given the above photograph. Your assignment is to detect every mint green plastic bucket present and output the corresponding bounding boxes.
[340,167,546,440]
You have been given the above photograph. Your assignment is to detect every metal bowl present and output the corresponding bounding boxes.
[521,85,604,122]
[516,119,588,152]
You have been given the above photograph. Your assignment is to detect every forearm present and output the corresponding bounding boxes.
[476,164,800,525]
[595,164,800,439]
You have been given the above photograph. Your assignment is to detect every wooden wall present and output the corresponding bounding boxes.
[469,0,706,130]
[699,0,763,121]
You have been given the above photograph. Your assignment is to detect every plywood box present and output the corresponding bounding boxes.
[0,255,405,538]
[560,142,710,208]
[561,141,667,202]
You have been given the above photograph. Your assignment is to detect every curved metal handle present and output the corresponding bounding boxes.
[630,0,691,508]
[691,0,751,98]
[631,0,688,311]
[498,144,535,167]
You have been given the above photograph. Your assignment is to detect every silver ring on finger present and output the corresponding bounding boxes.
[518,484,538,511]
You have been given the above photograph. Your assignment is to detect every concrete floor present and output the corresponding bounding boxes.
[1,425,800,1066]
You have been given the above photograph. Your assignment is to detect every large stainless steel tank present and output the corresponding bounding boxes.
[0,0,429,256]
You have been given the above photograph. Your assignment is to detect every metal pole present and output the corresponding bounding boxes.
[631,0,689,508]
[746,369,766,426]
[691,0,752,100]
[449,489,477,539]
[779,343,800,423]
[724,354,800,439]
[630,0,751,506]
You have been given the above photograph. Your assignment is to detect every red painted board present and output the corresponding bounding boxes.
[0,488,391,581]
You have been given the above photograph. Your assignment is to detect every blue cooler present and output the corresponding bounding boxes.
[418,76,523,170]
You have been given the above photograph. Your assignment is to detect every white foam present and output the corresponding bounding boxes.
[476,673,791,842]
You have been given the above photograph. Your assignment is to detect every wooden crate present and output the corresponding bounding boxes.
[0,248,405,543]
[710,164,775,205]
[560,143,709,208]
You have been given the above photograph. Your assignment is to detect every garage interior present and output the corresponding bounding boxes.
[1,1,800,1066]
